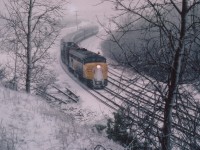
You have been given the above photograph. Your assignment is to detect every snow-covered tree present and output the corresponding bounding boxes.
[102,0,200,149]
[0,0,67,93]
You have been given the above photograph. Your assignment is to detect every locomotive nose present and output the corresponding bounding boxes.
[94,65,103,81]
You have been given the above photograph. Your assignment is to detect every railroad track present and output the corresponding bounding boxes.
[107,67,200,149]
[106,83,199,144]
[108,67,199,109]
[36,85,79,104]
[59,58,120,111]
[108,74,197,119]
[59,58,199,149]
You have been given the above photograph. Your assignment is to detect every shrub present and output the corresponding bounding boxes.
[106,110,153,149]
[0,123,16,150]
[94,124,107,134]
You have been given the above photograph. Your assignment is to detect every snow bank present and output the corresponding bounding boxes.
[0,87,123,150]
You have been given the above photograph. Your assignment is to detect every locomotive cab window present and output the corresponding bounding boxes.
[84,57,106,64]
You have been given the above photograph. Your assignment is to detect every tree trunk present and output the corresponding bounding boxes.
[25,0,33,93]
[162,0,188,149]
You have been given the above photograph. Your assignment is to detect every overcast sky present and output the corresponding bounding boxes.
[0,0,115,21]
[66,0,115,22]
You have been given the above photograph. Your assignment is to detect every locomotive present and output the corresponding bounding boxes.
[61,41,108,88]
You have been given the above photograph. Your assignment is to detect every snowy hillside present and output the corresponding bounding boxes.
[0,0,124,149]
[0,86,123,150]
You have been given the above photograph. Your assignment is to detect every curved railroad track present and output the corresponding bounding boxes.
[59,58,199,148]
[107,67,200,149]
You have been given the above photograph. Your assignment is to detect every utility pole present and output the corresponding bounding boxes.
[75,11,78,30]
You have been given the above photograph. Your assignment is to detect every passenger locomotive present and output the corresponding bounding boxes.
[61,42,108,88]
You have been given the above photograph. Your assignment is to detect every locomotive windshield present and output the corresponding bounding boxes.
[84,56,106,64]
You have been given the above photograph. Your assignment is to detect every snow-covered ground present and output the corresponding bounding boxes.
[0,0,117,124]
[49,22,115,124]
[0,0,125,149]
[45,0,120,124]
[0,86,123,150]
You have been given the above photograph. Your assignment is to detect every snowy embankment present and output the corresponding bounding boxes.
[0,87,122,150]
[0,23,123,149]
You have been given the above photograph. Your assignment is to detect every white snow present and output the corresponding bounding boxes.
[49,23,114,125]
[0,0,124,149]
[0,87,123,150]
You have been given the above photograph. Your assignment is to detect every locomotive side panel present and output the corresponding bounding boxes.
[68,54,84,77]
[61,42,79,65]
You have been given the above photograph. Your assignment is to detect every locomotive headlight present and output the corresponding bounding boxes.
[97,65,101,69]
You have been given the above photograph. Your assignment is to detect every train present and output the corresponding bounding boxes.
[60,41,108,89]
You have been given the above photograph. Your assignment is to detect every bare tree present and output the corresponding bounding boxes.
[101,0,200,149]
[0,0,67,93]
